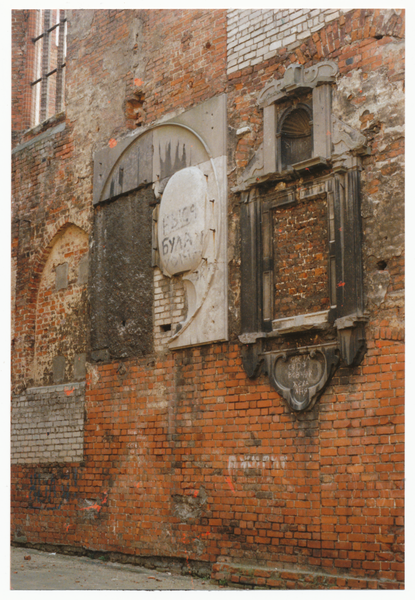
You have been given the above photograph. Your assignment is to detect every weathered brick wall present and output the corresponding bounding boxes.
[33,224,88,386]
[274,196,329,318]
[11,382,85,464]
[11,341,404,588]
[11,8,404,590]
[12,10,36,141]
[11,120,89,393]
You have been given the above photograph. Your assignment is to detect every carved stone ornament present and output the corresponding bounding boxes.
[233,61,369,193]
[257,61,338,108]
[264,345,339,412]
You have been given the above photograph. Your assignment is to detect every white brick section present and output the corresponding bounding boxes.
[153,267,187,353]
[11,382,85,464]
[227,8,348,73]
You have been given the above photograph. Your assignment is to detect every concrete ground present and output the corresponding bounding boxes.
[10,546,230,591]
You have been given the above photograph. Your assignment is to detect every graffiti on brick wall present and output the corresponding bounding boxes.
[228,454,288,478]
[28,468,78,510]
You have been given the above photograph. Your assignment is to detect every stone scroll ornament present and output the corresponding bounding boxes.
[264,346,339,412]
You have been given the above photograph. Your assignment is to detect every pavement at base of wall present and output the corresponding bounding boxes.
[10,546,231,591]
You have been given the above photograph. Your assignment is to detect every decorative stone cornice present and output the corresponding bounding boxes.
[258,61,338,108]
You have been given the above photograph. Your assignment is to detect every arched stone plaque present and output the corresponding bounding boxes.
[158,167,208,276]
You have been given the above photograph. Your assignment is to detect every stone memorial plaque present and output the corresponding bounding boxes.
[158,166,207,277]
[265,346,339,412]
[274,353,325,403]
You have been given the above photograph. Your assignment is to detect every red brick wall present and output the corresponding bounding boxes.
[274,197,329,318]
[11,9,404,590]
[11,335,404,587]
[12,10,36,141]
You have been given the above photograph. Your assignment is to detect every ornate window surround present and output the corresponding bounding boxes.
[235,61,369,412]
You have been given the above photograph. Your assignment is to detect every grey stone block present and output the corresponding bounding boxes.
[78,255,89,285]
[52,356,66,383]
[55,262,68,291]
[74,353,86,380]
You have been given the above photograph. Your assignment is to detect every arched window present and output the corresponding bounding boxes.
[280,107,312,170]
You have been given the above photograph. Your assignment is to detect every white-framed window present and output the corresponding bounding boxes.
[31,9,67,126]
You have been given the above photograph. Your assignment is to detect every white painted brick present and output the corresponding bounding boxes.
[325,11,340,22]
[269,40,282,51]
[264,50,275,60]
[282,33,297,45]
[264,22,277,33]
[250,15,265,27]
[292,15,307,26]
[279,22,292,33]
[238,58,250,69]
[287,41,301,51]
[298,30,312,40]
[265,29,278,40]
[250,10,264,19]
[239,33,251,44]
[253,33,266,44]
[289,11,301,22]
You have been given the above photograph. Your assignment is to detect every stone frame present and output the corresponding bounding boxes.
[236,61,369,411]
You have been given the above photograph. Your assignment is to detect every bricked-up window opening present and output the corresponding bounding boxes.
[31,9,67,126]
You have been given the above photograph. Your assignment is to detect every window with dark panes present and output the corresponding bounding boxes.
[31,9,67,126]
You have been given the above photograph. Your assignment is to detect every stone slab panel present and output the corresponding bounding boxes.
[98,130,154,204]
[93,95,227,205]
[169,94,227,160]
[152,125,207,182]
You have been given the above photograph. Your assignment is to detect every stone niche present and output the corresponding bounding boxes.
[236,62,368,412]
[90,95,228,359]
